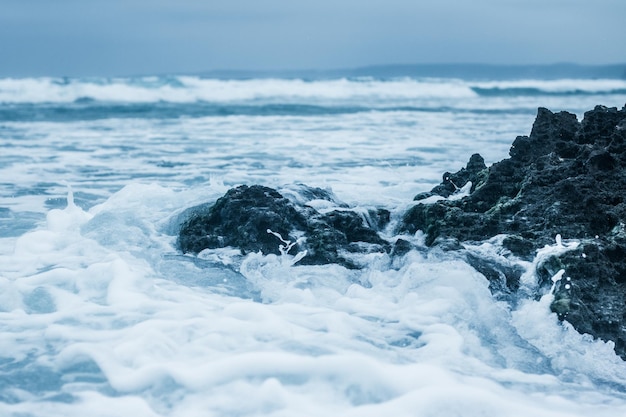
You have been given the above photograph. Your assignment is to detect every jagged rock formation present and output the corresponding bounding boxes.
[176,104,626,359]
[400,105,626,358]
[178,184,390,269]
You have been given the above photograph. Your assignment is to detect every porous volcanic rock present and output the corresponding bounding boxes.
[399,104,626,358]
[178,184,390,268]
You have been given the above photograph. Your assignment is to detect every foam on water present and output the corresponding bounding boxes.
[0,77,476,104]
[1,76,624,107]
[0,110,529,219]
[2,73,626,416]
[472,78,626,94]
[1,186,626,416]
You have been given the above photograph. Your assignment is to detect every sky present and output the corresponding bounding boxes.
[0,0,625,77]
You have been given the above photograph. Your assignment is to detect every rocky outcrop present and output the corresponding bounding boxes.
[178,184,390,269]
[399,105,626,358]
[176,104,626,359]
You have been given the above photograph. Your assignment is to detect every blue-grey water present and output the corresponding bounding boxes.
[1,73,626,416]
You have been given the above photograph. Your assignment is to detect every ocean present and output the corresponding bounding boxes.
[1,70,626,416]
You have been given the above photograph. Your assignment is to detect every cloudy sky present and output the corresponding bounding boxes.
[1,0,624,77]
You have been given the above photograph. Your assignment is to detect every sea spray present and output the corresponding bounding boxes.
[2,74,626,416]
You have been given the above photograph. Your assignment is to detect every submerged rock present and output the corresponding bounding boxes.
[399,104,626,358]
[178,184,390,269]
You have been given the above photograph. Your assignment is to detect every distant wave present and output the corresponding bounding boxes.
[470,78,626,96]
[0,76,624,122]
[0,76,476,104]
[0,102,536,122]
[472,87,626,97]
[0,76,624,106]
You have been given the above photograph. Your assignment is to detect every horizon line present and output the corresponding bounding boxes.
[3,62,626,80]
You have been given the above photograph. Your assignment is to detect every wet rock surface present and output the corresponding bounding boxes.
[177,104,626,359]
[178,184,390,269]
[400,104,626,358]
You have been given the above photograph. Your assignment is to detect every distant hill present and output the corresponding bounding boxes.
[198,63,626,80]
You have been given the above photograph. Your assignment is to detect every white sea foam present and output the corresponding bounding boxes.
[0,76,477,104]
[1,186,626,416]
[2,75,626,416]
[2,76,624,107]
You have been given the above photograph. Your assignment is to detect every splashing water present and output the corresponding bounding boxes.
[1,74,626,416]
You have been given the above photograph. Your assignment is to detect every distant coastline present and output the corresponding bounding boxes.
[195,63,626,81]
[3,63,625,81]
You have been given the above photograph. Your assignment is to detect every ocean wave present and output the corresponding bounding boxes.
[0,76,477,105]
[471,79,626,96]
[2,182,626,416]
[0,102,539,122]
[0,76,624,122]
[1,76,625,106]
[473,87,626,97]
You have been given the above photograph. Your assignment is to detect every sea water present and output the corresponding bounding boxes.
[1,74,626,416]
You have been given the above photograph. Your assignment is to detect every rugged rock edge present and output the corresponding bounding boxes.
[399,104,626,358]
[177,104,626,359]
[177,184,391,269]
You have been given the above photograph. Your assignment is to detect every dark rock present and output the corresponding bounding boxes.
[322,210,388,247]
[415,153,488,200]
[391,238,413,257]
[465,253,524,297]
[399,104,626,358]
[178,184,390,269]
[176,104,626,359]
[178,185,309,257]
[367,208,391,230]
[545,238,626,356]
[400,105,626,252]
[502,235,535,257]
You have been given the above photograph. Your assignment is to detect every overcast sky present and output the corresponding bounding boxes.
[1,0,625,77]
